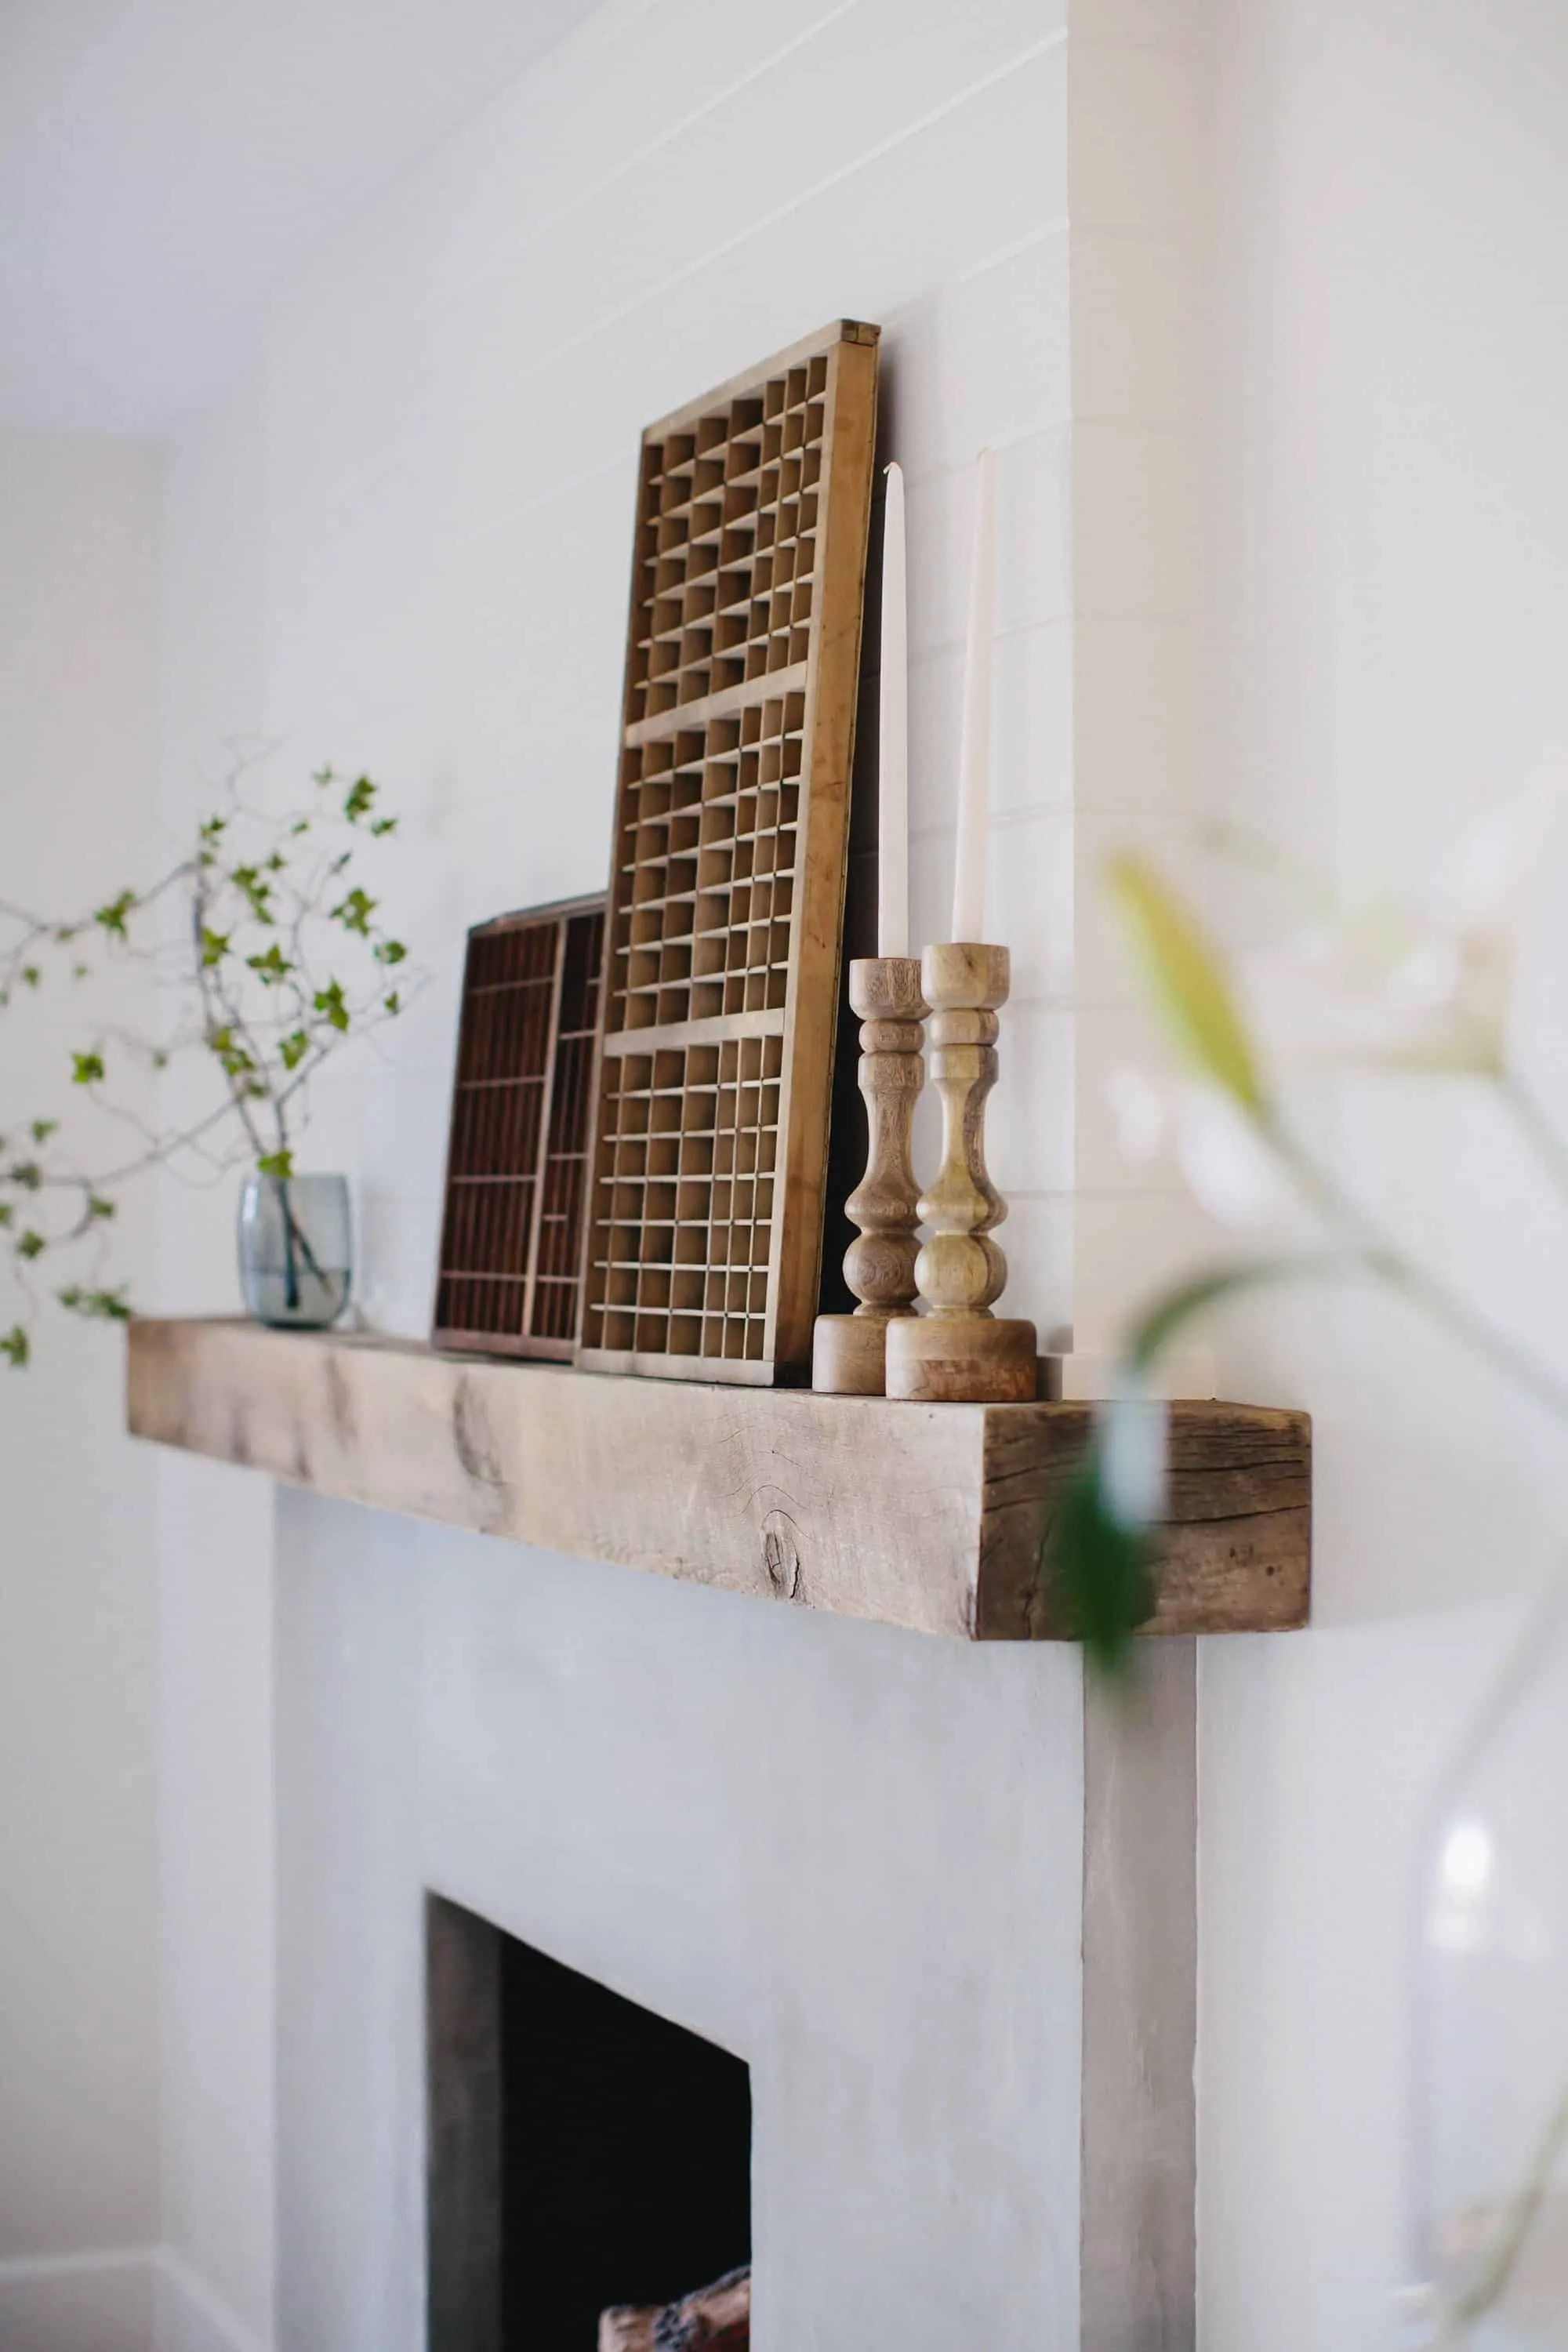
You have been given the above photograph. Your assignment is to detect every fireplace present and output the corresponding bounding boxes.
[427,1894,753,2347]
[268,1491,1089,2346]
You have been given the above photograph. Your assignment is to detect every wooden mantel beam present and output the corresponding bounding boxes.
[126,1319,1309,1642]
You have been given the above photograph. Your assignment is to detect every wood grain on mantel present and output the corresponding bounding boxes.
[126,1319,1310,1642]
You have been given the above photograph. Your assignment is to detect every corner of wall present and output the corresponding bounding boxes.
[154,2248,273,2352]
[0,2249,157,2352]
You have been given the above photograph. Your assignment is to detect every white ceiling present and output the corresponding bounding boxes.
[0,0,602,437]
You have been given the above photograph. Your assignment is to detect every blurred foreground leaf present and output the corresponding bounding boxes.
[1107,855,1267,1116]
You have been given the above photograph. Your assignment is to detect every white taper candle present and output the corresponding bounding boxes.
[949,448,997,943]
[877,461,909,957]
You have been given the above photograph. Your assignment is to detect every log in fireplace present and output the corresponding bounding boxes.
[426,1894,752,2348]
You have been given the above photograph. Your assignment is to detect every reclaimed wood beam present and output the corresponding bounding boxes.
[126,1319,1309,1642]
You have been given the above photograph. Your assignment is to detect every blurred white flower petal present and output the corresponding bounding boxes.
[1177,1086,1288,1225]
[1429,765,1568,930]
[1246,920,1512,1074]
[1106,1064,1168,1161]
[1210,776,1568,1080]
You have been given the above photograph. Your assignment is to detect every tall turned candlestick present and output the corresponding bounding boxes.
[884,942,1038,1403]
[811,956,927,1395]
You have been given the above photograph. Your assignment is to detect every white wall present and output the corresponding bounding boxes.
[1199,2,1568,2345]
[154,383,278,2352]
[0,433,162,2340]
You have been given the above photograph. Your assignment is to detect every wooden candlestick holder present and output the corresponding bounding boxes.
[811,956,927,1395]
[884,942,1037,1403]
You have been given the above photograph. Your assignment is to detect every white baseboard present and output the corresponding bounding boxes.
[0,2245,156,2352]
[154,2249,269,2352]
[0,2245,268,2352]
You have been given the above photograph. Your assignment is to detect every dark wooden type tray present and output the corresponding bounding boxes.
[433,894,604,1361]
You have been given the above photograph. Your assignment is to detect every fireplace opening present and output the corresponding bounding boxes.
[426,1893,753,2349]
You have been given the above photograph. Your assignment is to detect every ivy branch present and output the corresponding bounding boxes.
[0,752,422,1365]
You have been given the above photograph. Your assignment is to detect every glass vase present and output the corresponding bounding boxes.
[237,1173,352,1330]
[1411,1581,1568,2347]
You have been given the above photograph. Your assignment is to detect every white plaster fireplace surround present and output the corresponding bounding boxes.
[274,1487,1087,2348]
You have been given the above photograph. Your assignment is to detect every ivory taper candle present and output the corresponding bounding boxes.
[877,462,909,958]
[949,448,998,943]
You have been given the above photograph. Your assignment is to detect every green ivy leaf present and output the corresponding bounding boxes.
[245,942,293,985]
[342,776,376,822]
[368,816,397,837]
[207,1020,256,1080]
[0,1204,13,1226]
[88,1196,115,1221]
[383,991,401,1016]
[16,1229,45,1261]
[330,887,376,937]
[373,938,406,966]
[9,1162,41,1191]
[200,927,231,968]
[0,1326,29,1367]
[71,1050,105,1085]
[256,1149,294,1180]
[21,965,41,989]
[93,889,137,941]
[229,865,274,924]
[58,1284,131,1323]
[278,1029,310,1072]
[30,1119,57,1144]
[314,979,349,1033]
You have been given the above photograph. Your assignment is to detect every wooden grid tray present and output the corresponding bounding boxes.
[579,320,880,1384]
[433,894,604,1361]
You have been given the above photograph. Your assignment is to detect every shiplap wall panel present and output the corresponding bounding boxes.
[242,15,1080,1363]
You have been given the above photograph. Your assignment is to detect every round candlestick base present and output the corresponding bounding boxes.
[811,1308,913,1396]
[884,1312,1039,1404]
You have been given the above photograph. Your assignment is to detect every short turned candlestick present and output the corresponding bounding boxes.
[811,956,927,1396]
[884,942,1037,1404]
